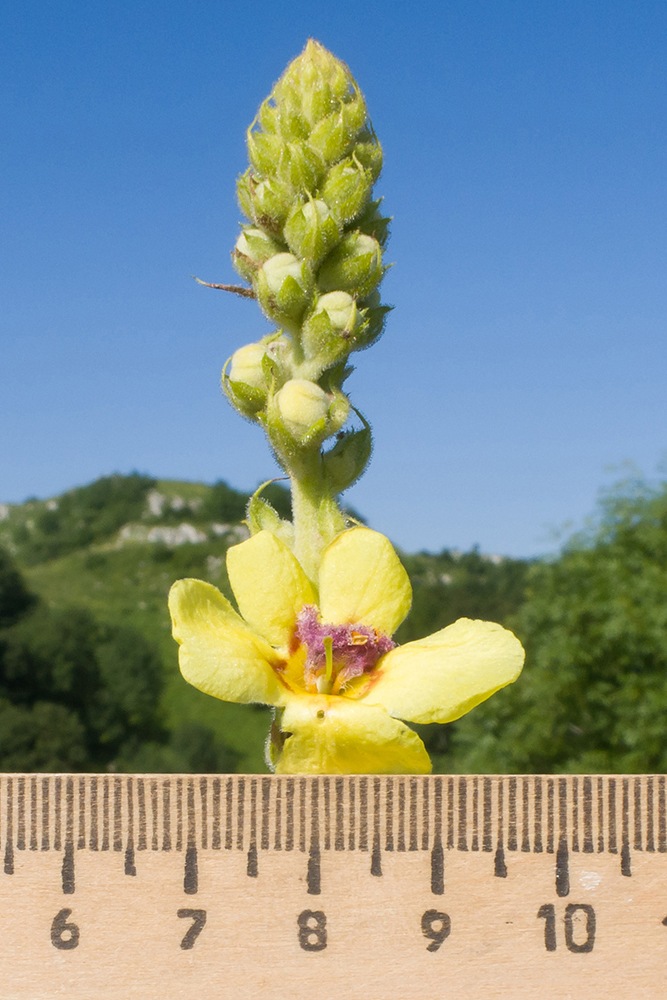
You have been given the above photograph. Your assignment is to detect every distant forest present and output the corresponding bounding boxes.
[2,472,667,773]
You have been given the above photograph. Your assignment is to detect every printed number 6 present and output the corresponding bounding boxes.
[51,908,80,950]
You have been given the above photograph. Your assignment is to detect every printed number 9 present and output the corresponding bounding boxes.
[421,909,451,952]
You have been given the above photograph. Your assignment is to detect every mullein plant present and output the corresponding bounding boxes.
[168,40,524,774]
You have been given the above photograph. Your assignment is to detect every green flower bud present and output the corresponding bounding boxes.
[237,170,292,233]
[257,99,280,135]
[247,129,284,177]
[320,156,374,225]
[327,387,351,434]
[275,40,353,126]
[300,291,358,372]
[353,131,383,182]
[232,227,284,282]
[308,110,349,165]
[283,199,339,265]
[355,198,391,248]
[222,347,268,419]
[247,481,294,546]
[323,424,372,492]
[255,253,313,325]
[229,343,267,390]
[317,233,382,298]
[276,142,324,193]
[307,92,367,165]
[275,379,331,438]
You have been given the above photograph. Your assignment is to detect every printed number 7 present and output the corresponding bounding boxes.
[177,908,207,950]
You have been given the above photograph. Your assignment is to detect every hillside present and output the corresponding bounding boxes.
[0,474,529,772]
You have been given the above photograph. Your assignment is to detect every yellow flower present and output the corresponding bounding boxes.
[168,527,524,774]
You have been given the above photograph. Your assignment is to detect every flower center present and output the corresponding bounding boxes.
[295,605,395,695]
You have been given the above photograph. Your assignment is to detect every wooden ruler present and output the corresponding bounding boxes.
[1,773,666,999]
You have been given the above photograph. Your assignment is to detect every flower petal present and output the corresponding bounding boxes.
[169,578,289,706]
[227,530,315,648]
[273,694,431,774]
[358,618,525,724]
[318,527,412,635]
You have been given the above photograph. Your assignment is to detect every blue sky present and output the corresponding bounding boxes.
[2,0,666,556]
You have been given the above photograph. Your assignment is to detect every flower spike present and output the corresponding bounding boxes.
[170,41,525,773]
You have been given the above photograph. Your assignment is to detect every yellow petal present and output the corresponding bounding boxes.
[359,618,525,724]
[274,694,431,774]
[227,530,315,648]
[318,527,412,635]
[169,578,289,706]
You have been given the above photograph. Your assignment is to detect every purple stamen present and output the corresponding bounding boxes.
[296,605,395,690]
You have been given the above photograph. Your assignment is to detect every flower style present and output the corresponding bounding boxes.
[169,526,524,774]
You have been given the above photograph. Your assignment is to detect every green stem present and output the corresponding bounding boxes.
[289,451,345,584]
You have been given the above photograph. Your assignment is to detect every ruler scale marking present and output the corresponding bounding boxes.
[285,778,294,852]
[17,776,25,851]
[508,776,517,852]
[409,778,418,852]
[458,776,468,852]
[4,777,13,875]
[125,777,136,876]
[533,776,543,853]
[431,777,444,895]
[621,778,631,876]
[397,779,406,852]
[306,778,320,895]
[521,777,530,852]
[555,778,569,897]
[371,777,382,876]
[359,776,367,852]
[494,779,507,878]
[647,776,655,852]
[41,777,49,851]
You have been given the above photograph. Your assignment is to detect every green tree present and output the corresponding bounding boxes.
[446,477,667,773]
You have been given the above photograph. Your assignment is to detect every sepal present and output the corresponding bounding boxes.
[317,233,382,297]
[255,253,313,326]
[320,156,373,225]
[323,420,372,492]
[283,199,340,265]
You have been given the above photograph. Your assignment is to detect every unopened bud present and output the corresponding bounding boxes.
[284,199,339,265]
[276,142,324,193]
[232,227,284,282]
[247,129,284,177]
[323,424,372,492]
[300,292,358,368]
[237,171,292,232]
[320,156,374,225]
[256,253,313,325]
[229,343,267,390]
[275,40,354,126]
[223,345,269,418]
[353,137,383,182]
[275,379,331,438]
[317,233,382,298]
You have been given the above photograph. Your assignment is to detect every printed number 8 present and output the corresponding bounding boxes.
[298,909,327,951]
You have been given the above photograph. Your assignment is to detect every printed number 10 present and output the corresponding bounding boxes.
[537,903,596,953]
